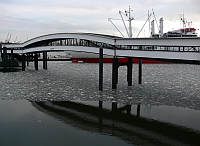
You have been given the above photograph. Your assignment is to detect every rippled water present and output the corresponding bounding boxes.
[0,61,200,145]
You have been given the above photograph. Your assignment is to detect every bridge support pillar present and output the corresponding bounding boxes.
[31,53,35,61]
[10,49,14,70]
[26,53,29,66]
[127,57,132,86]
[112,57,133,89]
[30,53,33,62]
[21,54,26,71]
[43,52,47,70]
[0,44,2,60]
[34,53,38,70]
[3,47,7,71]
[99,47,103,91]
[112,57,118,89]
[138,58,142,84]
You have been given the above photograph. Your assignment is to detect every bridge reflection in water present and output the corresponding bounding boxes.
[32,100,200,146]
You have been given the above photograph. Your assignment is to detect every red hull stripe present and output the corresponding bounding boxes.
[71,58,169,64]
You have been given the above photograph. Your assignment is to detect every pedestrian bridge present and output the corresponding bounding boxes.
[1,33,200,89]
[2,33,200,62]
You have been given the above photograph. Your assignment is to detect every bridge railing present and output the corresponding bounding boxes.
[3,37,200,53]
[20,38,115,51]
[117,45,200,52]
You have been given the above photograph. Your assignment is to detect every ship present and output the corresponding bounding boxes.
[65,9,198,63]
[65,52,169,63]
[163,28,197,37]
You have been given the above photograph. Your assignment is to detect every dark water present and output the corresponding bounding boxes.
[0,62,200,146]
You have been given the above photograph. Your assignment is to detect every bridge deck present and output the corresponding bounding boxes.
[1,33,200,62]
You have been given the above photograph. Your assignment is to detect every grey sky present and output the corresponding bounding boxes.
[0,0,200,42]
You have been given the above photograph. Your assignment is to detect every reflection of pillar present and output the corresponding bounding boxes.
[137,104,141,117]
[127,57,132,86]
[99,47,103,91]
[112,102,117,134]
[34,53,38,70]
[112,57,118,89]
[126,105,131,115]
[99,100,103,132]
[112,102,117,117]
[21,54,26,71]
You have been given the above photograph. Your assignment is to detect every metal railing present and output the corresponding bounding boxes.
[3,38,200,53]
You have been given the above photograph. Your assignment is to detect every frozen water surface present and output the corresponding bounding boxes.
[0,62,199,109]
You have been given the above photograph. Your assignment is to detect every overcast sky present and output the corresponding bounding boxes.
[0,0,200,42]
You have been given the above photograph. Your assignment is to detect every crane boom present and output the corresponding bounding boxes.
[108,18,125,38]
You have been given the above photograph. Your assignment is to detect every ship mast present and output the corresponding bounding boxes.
[128,6,133,38]
[119,6,134,38]
[180,13,187,34]
[109,7,134,38]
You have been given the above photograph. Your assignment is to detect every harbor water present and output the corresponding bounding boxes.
[0,61,200,146]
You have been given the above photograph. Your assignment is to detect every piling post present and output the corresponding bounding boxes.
[112,40,118,89]
[43,52,47,70]
[21,54,26,71]
[34,53,38,70]
[45,53,47,69]
[138,58,142,84]
[3,47,7,71]
[0,44,2,60]
[99,47,103,91]
[127,57,132,86]
[11,49,14,70]
[46,52,48,69]
[30,53,33,62]
[112,57,118,89]
[26,53,29,66]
